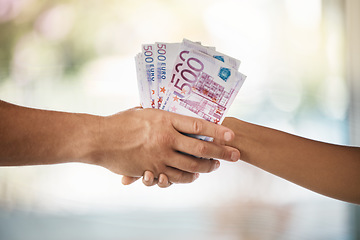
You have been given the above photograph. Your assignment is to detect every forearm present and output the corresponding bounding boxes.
[0,100,239,186]
[222,117,360,204]
[0,100,98,166]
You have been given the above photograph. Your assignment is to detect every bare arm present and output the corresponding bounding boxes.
[0,100,95,166]
[222,117,360,204]
[0,100,240,183]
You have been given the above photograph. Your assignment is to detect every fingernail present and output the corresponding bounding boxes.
[144,174,150,182]
[224,131,232,141]
[231,151,239,161]
[214,161,220,170]
[195,173,200,179]
[159,176,164,184]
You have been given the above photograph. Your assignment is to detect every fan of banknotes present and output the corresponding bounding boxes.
[135,39,246,126]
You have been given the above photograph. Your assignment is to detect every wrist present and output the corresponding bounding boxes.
[73,113,104,166]
[222,118,262,164]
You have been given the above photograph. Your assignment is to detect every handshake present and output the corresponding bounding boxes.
[120,39,247,187]
[2,40,357,203]
[1,38,357,201]
[0,40,246,190]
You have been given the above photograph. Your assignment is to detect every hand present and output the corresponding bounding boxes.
[120,109,240,187]
[89,107,240,184]
[122,172,173,188]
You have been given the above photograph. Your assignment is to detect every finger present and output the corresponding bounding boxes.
[174,134,240,161]
[157,173,172,188]
[169,113,235,142]
[212,136,224,145]
[122,176,140,185]
[142,171,157,187]
[164,167,200,184]
[166,153,221,173]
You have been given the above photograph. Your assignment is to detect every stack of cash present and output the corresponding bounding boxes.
[135,39,246,126]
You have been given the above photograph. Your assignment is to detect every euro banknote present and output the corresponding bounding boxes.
[135,39,246,128]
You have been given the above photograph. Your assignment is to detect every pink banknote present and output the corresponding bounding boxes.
[141,44,158,108]
[160,49,246,125]
[155,42,180,109]
[135,39,246,141]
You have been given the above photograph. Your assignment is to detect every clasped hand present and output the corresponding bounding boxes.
[91,107,240,188]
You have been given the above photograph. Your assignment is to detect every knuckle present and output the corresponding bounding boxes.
[159,150,171,160]
[220,149,228,160]
[196,143,208,156]
[156,147,171,160]
[171,173,182,184]
[188,160,200,172]
[214,126,221,139]
[160,115,170,125]
[193,120,203,134]
[156,132,175,146]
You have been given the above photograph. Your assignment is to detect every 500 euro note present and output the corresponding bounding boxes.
[135,39,247,131]
[161,49,246,126]
[157,39,238,110]
[139,42,184,109]
[155,42,180,108]
[154,40,213,108]
[181,39,240,70]
[141,44,158,108]
[135,53,151,108]
[159,39,241,110]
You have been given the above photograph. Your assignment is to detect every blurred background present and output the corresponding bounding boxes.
[0,0,359,239]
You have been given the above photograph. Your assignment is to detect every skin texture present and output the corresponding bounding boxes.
[222,117,360,204]
[0,100,240,184]
[134,117,360,204]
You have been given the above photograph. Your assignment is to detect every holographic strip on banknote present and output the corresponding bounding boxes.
[135,39,247,138]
